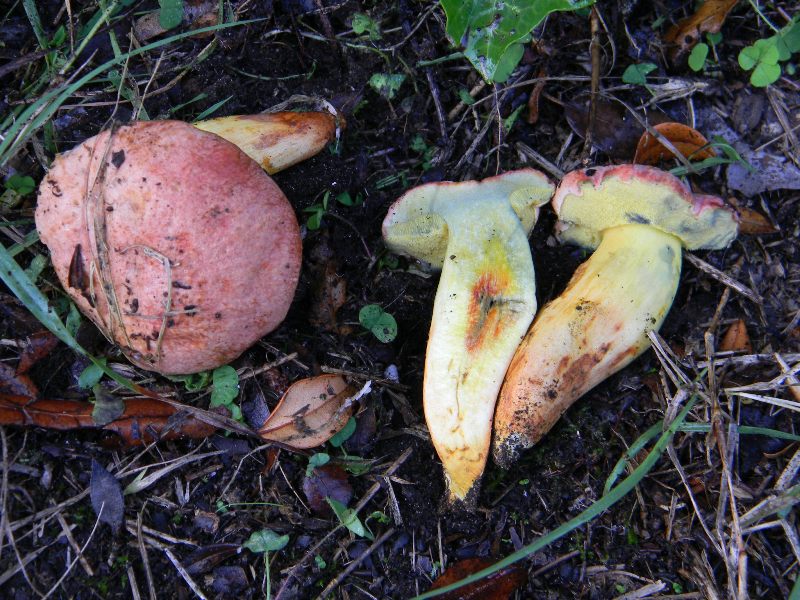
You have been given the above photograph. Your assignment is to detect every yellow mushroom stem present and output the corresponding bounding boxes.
[424,202,536,503]
[493,224,682,467]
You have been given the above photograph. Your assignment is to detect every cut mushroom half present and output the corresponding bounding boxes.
[195,111,337,174]
[382,169,554,507]
[493,164,738,467]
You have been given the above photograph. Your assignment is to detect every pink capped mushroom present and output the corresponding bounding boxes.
[36,114,335,374]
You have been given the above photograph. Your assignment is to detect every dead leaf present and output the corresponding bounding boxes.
[17,331,58,374]
[663,0,738,60]
[0,363,39,399]
[634,122,716,165]
[90,460,124,533]
[309,261,347,333]
[720,319,752,353]
[303,464,353,515]
[429,557,527,600]
[184,544,240,575]
[565,99,670,159]
[525,70,547,125]
[727,201,778,235]
[259,374,356,449]
[0,394,217,445]
[133,0,218,41]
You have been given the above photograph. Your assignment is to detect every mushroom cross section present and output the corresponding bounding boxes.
[493,164,738,467]
[382,169,553,506]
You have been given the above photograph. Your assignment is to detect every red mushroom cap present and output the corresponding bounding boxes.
[35,120,302,374]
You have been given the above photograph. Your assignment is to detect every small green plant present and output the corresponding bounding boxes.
[359,304,398,343]
[440,0,595,82]
[329,417,356,448]
[209,365,241,421]
[368,73,406,100]
[410,135,436,171]
[78,358,108,389]
[159,0,184,29]
[306,452,330,477]
[303,190,361,230]
[351,12,381,40]
[243,529,290,600]
[688,32,722,72]
[1,174,36,210]
[738,16,799,86]
[327,498,374,540]
[622,62,657,85]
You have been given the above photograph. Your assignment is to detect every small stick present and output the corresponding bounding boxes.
[314,527,396,599]
[164,547,209,600]
[684,253,763,305]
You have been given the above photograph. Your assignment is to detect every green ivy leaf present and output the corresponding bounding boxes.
[209,365,239,407]
[688,43,709,72]
[621,62,657,85]
[351,13,381,40]
[358,304,398,343]
[440,0,596,82]
[243,529,289,554]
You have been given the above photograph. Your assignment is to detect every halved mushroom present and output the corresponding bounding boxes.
[493,164,738,467]
[36,113,336,375]
[195,111,337,174]
[382,169,554,506]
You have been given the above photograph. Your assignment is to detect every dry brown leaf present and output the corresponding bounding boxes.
[733,205,778,235]
[720,319,752,353]
[0,394,217,445]
[309,262,347,333]
[525,69,547,125]
[429,557,527,600]
[565,100,670,159]
[259,374,355,449]
[663,0,738,60]
[634,122,716,165]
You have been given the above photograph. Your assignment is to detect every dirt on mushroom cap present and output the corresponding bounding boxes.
[35,120,302,375]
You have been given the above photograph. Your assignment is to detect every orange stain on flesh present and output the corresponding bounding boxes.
[465,271,511,353]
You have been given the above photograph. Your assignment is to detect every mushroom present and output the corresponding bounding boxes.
[36,113,335,375]
[382,169,554,506]
[492,164,738,467]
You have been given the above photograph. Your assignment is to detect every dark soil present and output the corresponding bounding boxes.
[1,1,799,599]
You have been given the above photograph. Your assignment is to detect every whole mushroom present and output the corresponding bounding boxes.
[36,114,335,375]
[492,165,738,467]
[382,169,554,506]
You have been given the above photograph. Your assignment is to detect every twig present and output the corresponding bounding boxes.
[164,547,208,600]
[314,527,396,599]
[684,253,763,305]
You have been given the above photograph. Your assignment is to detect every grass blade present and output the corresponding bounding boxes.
[412,395,698,599]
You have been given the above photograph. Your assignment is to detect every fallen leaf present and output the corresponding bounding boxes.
[259,374,356,449]
[0,363,39,399]
[133,0,219,41]
[720,319,752,353]
[729,204,777,235]
[90,460,124,533]
[429,557,527,600]
[16,331,58,374]
[309,261,347,333]
[634,122,716,165]
[0,394,217,445]
[183,544,240,575]
[663,0,739,60]
[565,99,670,158]
[525,70,547,125]
[302,464,353,515]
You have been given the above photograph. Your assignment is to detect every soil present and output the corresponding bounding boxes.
[1,1,799,599]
